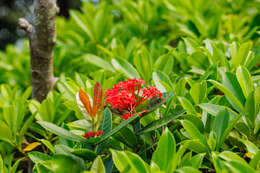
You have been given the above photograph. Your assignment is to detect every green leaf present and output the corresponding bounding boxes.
[225,161,256,173]
[182,120,210,152]
[151,128,176,173]
[134,48,152,81]
[82,54,114,72]
[144,92,174,114]
[190,81,207,105]
[91,156,106,173]
[236,66,253,98]
[183,38,199,54]
[18,112,37,147]
[213,109,230,150]
[137,110,185,135]
[183,115,204,133]
[190,153,205,169]
[28,151,52,163]
[40,139,55,154]
[98,113,140,143]
[199,103,238,117]
[0,121,12,145]
[175,78,187,96]
[152,71,173,92]
[240,139,259,158]
[11,158,22,173]
[0,155,4,172]
[154,54,174,75]
[178,97,197,115]
[231,42,252,68]
[71,148,97,161]
[111,150,149,173]
[114,127,137,148]
[245,91,256,125]
[219,151,247,164]
[209,80,244,113]
[250,150,260,169]
[37,121,85,143]
[222,72,245,105]
[99,108,112,136]
[176,166,202,173]
[111,58,140,78]
[41,155,85,173]
[254,111,260,134]
[54,144,86,170]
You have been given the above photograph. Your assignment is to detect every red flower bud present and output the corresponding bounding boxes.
[96,130,103,136]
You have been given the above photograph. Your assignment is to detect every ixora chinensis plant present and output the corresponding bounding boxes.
[34,78,172,172]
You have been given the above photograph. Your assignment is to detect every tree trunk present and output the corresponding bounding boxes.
[19,0,58,102]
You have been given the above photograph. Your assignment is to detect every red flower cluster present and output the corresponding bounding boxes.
[105,78,162,120]
[83,130,103,139]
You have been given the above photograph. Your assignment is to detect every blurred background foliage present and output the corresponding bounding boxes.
[0,0,82,50]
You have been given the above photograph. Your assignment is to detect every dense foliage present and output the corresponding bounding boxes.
[0,0,260,172]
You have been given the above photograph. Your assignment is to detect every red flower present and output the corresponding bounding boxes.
[105,78,162,120]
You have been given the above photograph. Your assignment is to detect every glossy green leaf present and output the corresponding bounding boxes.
[176,166,202,173]
[28,151,52,163]
[245,91,256,125]
[111,58,140,79]
[114,127,137,148]
[40,139,55,154]
[219,151,247,164]
[153,71,173,92]
[190,153,205,169]
[0,121,12,145]
[37,121,85,143]
[190,81,207,104]
[0,155,4,172]
[182,120,210,152]
[82,54,114,72]
[134,48,152,81]
[213,109,229,150]
[250,150,260,169]
[151,128,176,173]
[178,97,197,115]
[225,161,256,173]
[111,150,149,173]
[236,66,253,98]
[209,80,244,113]
[231,42,251,68]
[222,72,245,105]
[41,154,85,172]
[175,78,187,96]
[137,110,185,135]
[99,108,112,136]
[144,92,174,114]
[91,156,106,173]
[98,113,140,143]
[154,54,174,75]
[71,148,97,161]
[254,111,260,134]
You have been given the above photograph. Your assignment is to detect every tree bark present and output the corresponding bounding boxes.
[19,0,58,102]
